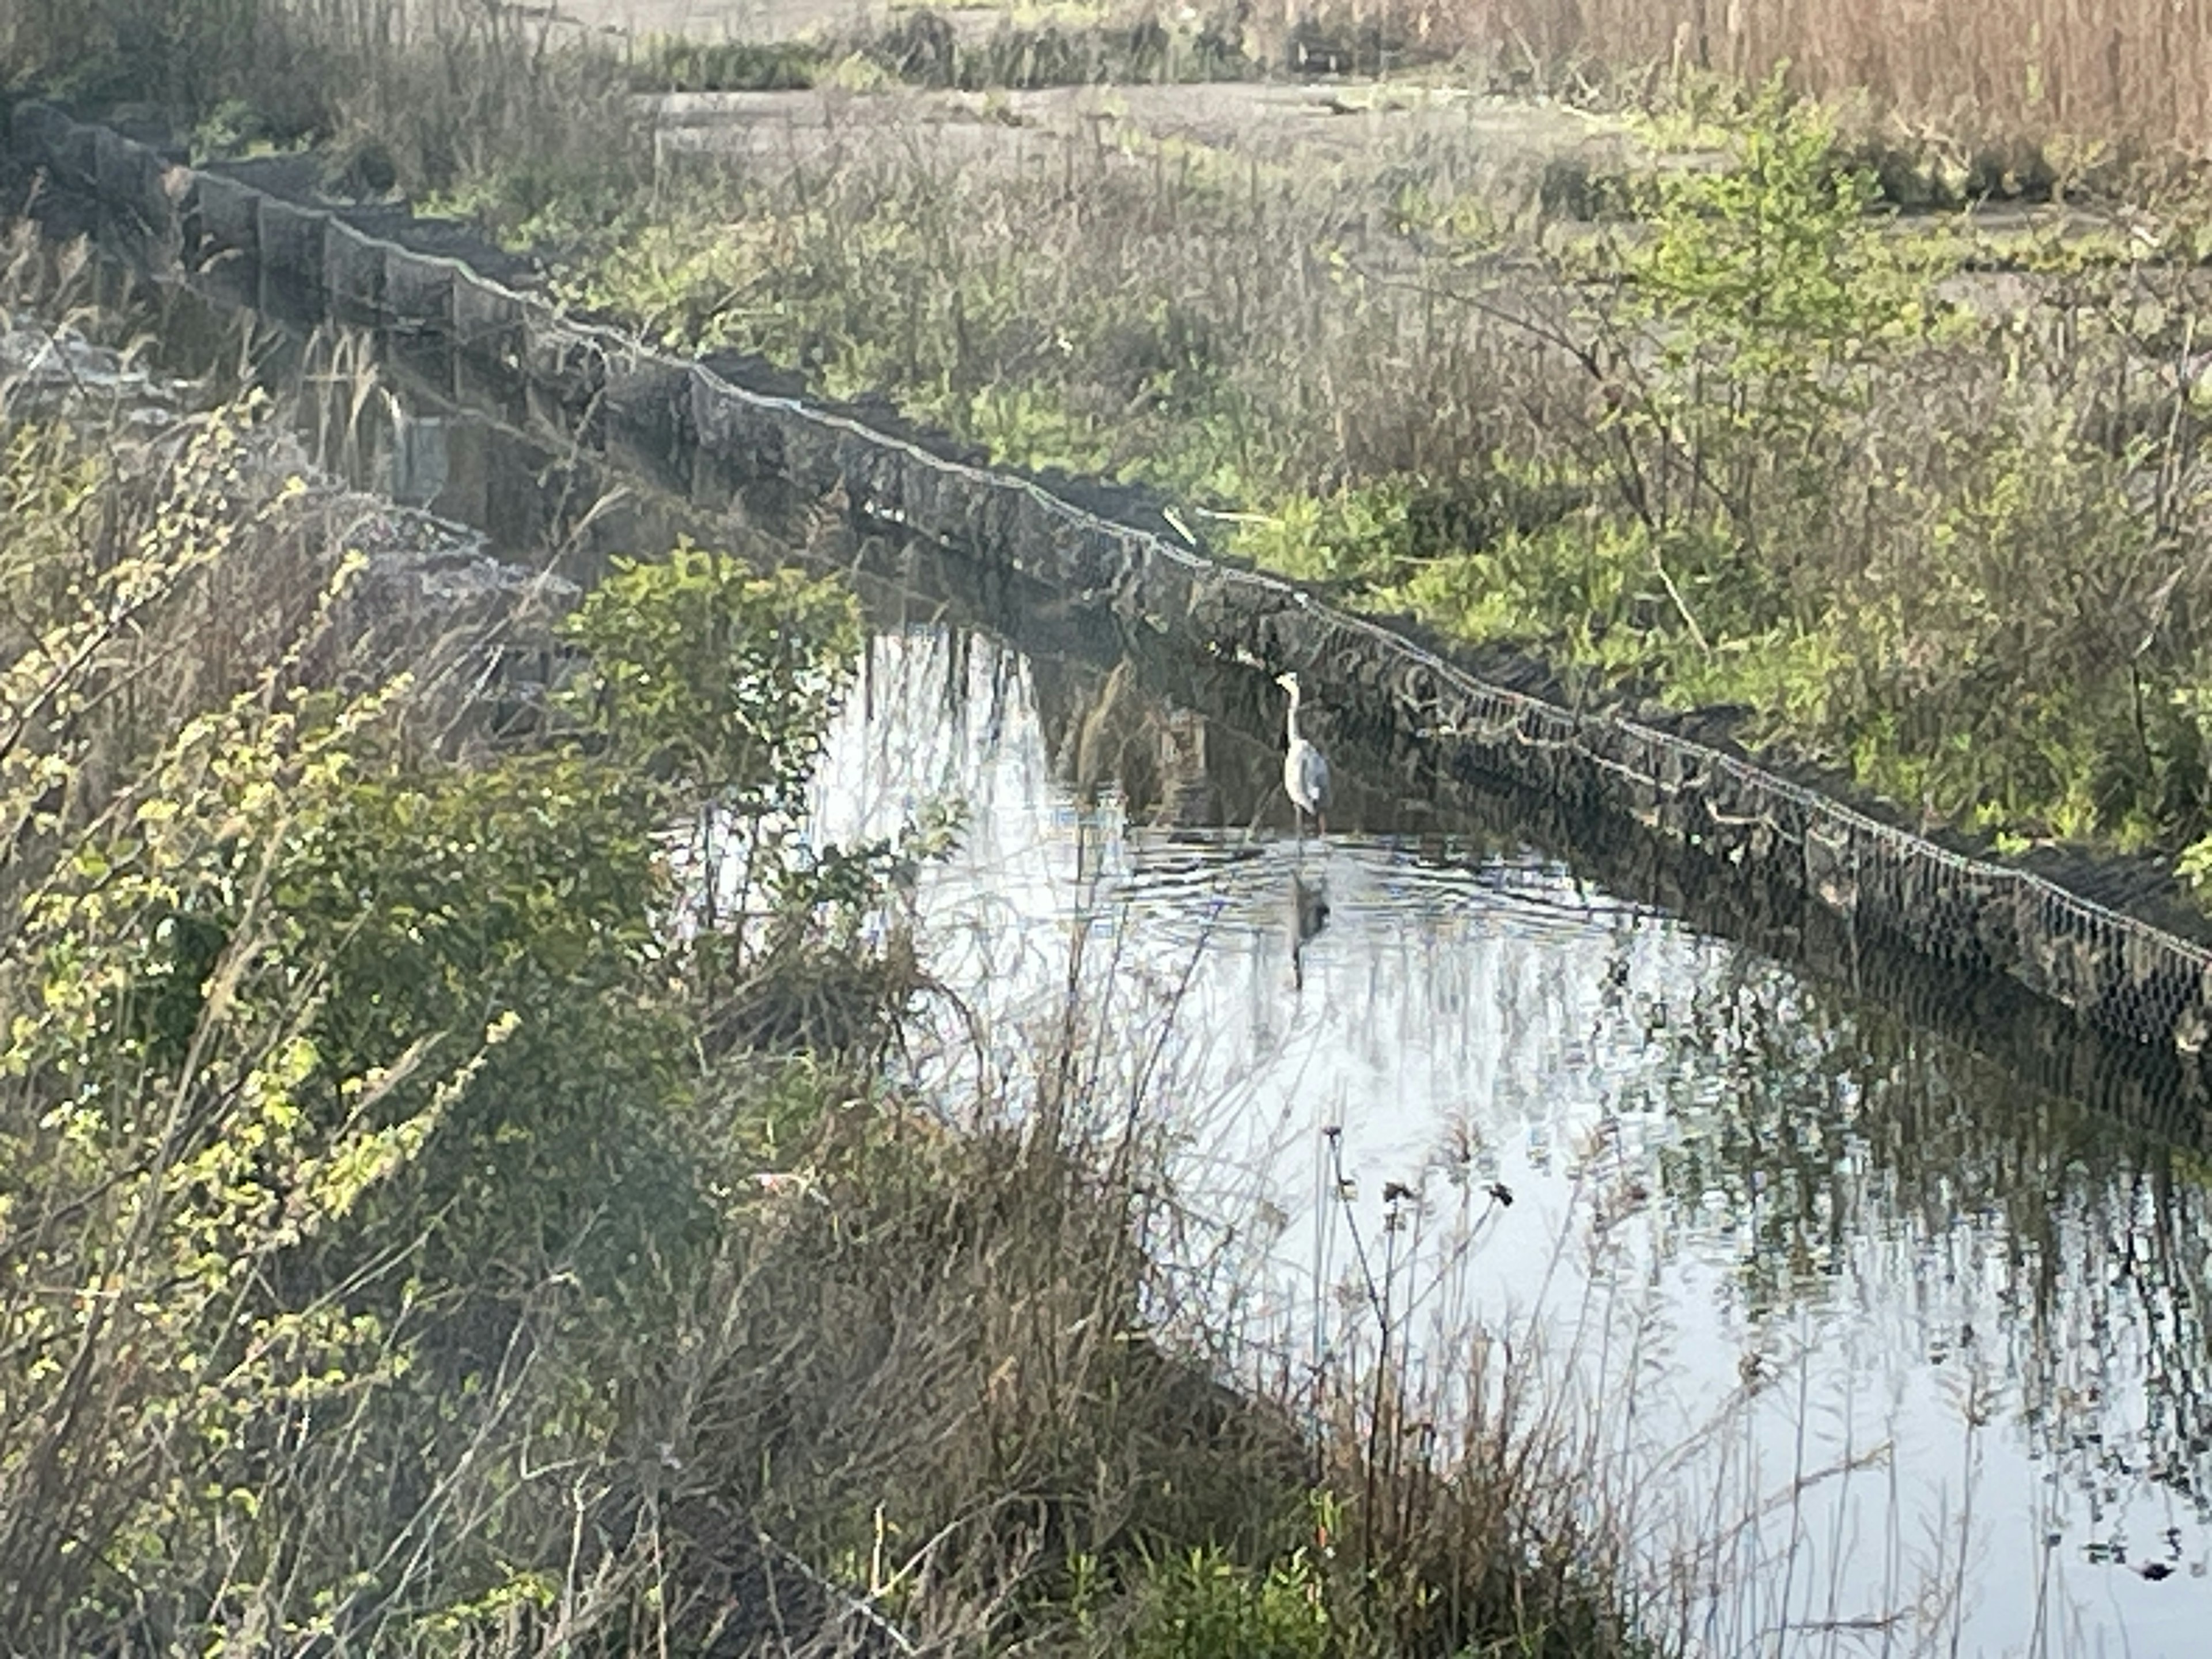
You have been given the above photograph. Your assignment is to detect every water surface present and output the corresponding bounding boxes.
[806,620,2211,1659]
[27,239,2212,1658]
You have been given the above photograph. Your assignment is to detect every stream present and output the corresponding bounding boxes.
[813,619,2209,1659]
[12,223,2212,1659]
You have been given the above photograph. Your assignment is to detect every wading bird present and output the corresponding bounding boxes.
[1275,671,1332,840]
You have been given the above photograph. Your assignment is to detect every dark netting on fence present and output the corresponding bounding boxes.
[14,96,2212,1059]
[92,127,171,229]
[192,171,259,256]
[10,101,71,171]
[383,244,457,331]
[52,118,98,192]
[324,215,387,315]
[452,266,527,368]
[256,195,328,289]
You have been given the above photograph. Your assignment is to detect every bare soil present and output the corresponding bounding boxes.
[552,0,1647,180]
[646,77,1639,195]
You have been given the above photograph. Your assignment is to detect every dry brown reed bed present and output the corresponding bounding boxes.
[1234,0,2212,164]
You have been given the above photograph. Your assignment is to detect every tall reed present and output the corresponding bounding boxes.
[1234,0,2212,157]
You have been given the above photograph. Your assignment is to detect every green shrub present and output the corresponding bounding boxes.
[1119,1545,1331,1659]
[0,400,888,1645]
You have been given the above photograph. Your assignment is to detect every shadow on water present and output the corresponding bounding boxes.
[24,209,2212,1654]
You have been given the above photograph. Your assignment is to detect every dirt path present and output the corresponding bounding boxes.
[547,0,1645,175]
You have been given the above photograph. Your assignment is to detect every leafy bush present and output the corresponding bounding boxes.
[562,543,859,821]
[1117,1545,1331,1658]
[0,398,879,1646]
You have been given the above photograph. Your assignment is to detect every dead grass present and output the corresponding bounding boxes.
[1230,0,2212,161]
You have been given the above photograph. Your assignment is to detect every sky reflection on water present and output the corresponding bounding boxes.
[809,623,2212,1659]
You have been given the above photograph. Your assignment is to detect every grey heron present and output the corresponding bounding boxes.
[1274,671,1332,839]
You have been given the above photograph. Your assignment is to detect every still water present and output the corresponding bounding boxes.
[802,619,2212,1659]
[25,247,2212,1657]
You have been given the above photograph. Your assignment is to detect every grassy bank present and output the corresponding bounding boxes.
[16,6,2212,882]
[563,77,2212,881]
[0,234,1665,1652]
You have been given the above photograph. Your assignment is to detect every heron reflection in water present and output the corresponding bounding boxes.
[1288,866,1331,990]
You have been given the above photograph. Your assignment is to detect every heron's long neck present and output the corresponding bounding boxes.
[1285,685,1303,745]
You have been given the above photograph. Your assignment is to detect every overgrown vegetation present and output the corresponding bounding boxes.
[0,228,1666,1651]
[17,0,2212,1641]
[0,359,876,1645]
[14,0,2212,1629]
[22,3,2212,879]
[525,71,2212,880]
